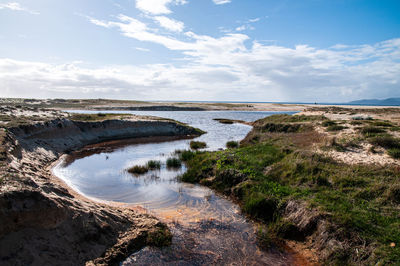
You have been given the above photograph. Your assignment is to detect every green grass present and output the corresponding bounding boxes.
[360,126,386,136]
[322,120,336,127]
[181,114,400,264]
[146,160,161,170]
[127,165,149,175]
[176,149,196,161]
[226,141,239,148]
[388,149,400,159]
[190,141,207,150]
[327,125,347,131]
[166,157,182,168]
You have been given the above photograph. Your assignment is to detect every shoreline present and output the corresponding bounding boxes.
[0,114,203,265]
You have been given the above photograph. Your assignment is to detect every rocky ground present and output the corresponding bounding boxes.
[0,107,202,265]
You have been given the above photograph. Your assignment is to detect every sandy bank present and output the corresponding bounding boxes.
[0,116,202,265]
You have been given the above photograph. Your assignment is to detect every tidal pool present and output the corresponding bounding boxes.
[53,111,300,265]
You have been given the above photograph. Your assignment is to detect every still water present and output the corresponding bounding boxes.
[53,111,299,265]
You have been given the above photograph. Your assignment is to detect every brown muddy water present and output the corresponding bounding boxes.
[53,111,300,265]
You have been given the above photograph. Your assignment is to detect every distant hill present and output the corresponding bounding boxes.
[348,97,400,106]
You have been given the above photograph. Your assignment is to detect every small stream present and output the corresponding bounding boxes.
[53,111,298,265]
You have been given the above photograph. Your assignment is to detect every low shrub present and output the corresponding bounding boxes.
[190,141,207,150]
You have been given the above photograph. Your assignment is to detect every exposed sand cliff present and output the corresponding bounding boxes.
[0,115,202,265]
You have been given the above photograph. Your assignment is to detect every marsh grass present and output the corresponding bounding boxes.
[190,141,207,150]
[226,141,239,148]
[127,165,148,175]
[166,157,182,168]
[146,160,161,170]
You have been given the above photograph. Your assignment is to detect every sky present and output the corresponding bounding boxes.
[0,0,399,102]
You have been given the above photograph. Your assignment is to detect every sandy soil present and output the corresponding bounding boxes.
[0,110,202,265]
[297,107,400,166]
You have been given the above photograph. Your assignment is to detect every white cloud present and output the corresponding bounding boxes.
[89,14,248,53]
[153,16,184,32]
[135,0,187,15]
[0,2,39,15]
[212,0,231,5]
[1,38,399,102]
[135,47,150,52]
[248,18,260,23]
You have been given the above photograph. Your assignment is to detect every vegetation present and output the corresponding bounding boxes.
[226,141,239,148]
[181,114,400,265]
[69,113,131,121]
[326,124,347,131]
[213,118,246,124]
[175,149,196,161]
[360,126,386,136]
[166,157,182,168]
[146,226,172,247]
[127,165,149,175]
[190,141,207,150]
[146,160,161,170]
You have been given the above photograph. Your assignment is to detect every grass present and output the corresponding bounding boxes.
[322,120,336,127]
[146,160,161,170]
[128,160,162,174]
[361,126,386,136]
[190,141,207,150]
[69,113,130,121]
[181,114,400,264]
[127,165,149,175]
[388,149,400,159]
[226,141,239,148]
[166,157,182,168]
[175,149,196,161]
[327,124,347,131]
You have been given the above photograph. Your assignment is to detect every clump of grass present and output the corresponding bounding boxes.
[146,160,161,170]
[260,123,302,133]
[369,136,400,149]
[373,121,393,127]
[361,126,386,136]
[388,149,400,159]
[327,125,347,131]
[127,165,148,175]
[226,141,239,148]
[350,120,363,125]
[257,114,327,123]
[177,150,195,161]
[322,120,336,127]
[146,226,172,247]
[166,157,182,168]
[190,141,207,150]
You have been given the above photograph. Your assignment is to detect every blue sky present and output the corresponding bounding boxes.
[0,0,399,102]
